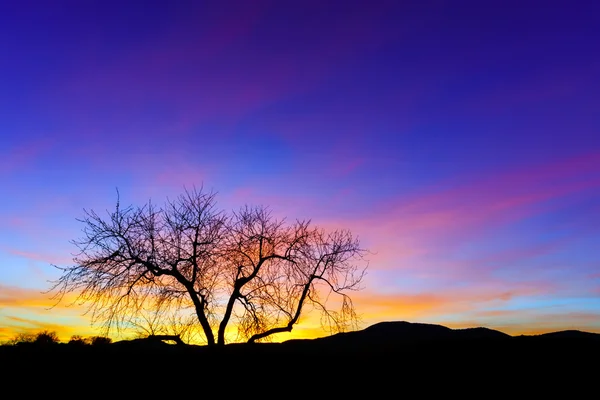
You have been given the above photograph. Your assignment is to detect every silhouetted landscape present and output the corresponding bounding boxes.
[4,321,599,365]
[3,3,600,395]
[2,321,598,396]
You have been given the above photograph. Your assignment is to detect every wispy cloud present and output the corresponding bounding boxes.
[351,151,600,267]
[0,315,98,343]
[0,284,98,342]
[0,284,66,309]
[352,280,552,321]
[0,138,55,176]
[2,247,73,267]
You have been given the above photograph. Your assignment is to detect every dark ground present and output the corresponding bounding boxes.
[2,321,598,395]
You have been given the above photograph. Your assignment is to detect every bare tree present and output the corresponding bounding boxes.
[50,186,367,346]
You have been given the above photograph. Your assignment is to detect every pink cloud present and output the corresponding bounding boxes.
[2,247,73,267]
[352,151,600,262]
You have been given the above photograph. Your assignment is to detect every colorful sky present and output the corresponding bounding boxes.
[1,0,599,343]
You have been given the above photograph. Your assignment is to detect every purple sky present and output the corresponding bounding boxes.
[1,0,599,341]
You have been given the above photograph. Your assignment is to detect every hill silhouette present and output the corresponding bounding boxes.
[298,320,512,344]
[537,329,600,339]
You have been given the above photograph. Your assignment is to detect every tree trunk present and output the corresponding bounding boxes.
[147,334,185,345]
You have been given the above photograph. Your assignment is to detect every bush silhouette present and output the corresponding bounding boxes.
[90,336,112,346]
[68,335,89,345]
[66,335,112,346]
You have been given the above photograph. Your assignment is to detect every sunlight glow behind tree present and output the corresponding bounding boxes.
[49,186,368,346]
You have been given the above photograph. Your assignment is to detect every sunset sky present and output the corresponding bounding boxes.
[1,0,599,343]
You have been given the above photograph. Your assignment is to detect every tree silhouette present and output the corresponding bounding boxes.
[5,330,60,346]
[34,330,60,345]
[6,332,36,345]
[50,186,367,346]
